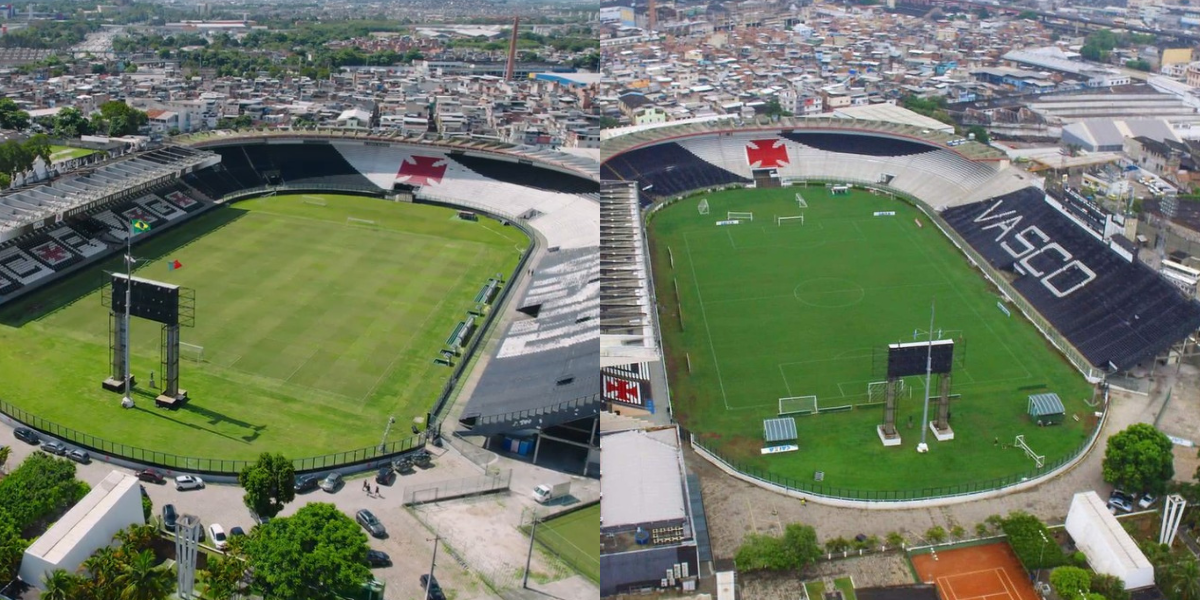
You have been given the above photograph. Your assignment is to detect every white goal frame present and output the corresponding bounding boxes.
[698,198,710,215]
[776,215,804,226]
[346,217,377,226]
[727,211,753,221]
[180,342,204,363]
[795,193,808,208]
[779,395,818,416]
[1014,434,1045,468]
[302,196,327,206]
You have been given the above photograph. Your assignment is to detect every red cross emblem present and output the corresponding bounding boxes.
[604,375,642,405]
[125,208,153,223]
[34,243,68,263]
[397,155,448,186]
[745,139,790,168]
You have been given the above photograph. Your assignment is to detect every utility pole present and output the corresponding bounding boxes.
[917,299,936,452]
[425,534,440,600]
[523,514,539,588]
[121,220,137,409]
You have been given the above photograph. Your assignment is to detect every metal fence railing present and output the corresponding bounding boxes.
[220,183,385,202]
[0,397,426,476]
[401,469,512,505]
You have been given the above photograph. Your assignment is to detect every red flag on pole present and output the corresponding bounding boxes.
[169,260,183,271]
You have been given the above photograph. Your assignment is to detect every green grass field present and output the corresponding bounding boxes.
[536,504,600,583]
[49,145,97,162]
[0,194,526,461]
[650,187,1095,494]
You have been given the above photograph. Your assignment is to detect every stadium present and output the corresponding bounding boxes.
[600,114,1200,504]
[0,129,600,477]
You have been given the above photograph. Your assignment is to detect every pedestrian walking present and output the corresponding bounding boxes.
[374,485,379,496]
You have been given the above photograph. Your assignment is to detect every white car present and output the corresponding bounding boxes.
[1138,493,1157,509]
[209,523,228,551]
[175,475,205,491]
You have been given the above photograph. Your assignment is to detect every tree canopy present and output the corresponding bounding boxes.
[93,101,148,137]
[734,523,821,572]
[239,452,296,519]
[1102,423,1174,494]
[0,98,30,131]
[1000,511,1065,570]
[242,502,371,600]
[0,451,89,536]
[1050,566,1092,600]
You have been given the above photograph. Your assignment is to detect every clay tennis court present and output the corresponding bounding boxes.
[911,543,1040,600]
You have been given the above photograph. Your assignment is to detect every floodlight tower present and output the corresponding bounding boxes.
[504,16,519,81]
[121,221,135,408]
[916,299,936,453]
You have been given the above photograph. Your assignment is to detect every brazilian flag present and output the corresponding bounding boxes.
[131,219,150,234]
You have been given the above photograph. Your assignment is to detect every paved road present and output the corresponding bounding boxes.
[0,426,495,600]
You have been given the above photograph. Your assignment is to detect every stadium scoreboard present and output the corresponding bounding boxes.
[887,339,955,378]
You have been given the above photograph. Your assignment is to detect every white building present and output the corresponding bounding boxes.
[1064,491,1155,590]
[20,471,144,589]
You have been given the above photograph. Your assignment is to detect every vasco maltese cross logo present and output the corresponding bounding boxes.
[745,139,790,168]
[396,155,448,186]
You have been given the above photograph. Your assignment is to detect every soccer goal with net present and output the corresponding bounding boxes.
[727,211,753,221]
[180,343,204,363]
[1014,435,1045,468]
[776,215,804,226]
[346,217,377,227]
[779,395,818,416]
[866,379,907,403]
[795,193,808,208]
[302,196,327,206]
[698,199,710,215]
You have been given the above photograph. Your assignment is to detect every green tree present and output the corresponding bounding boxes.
[1090,573,1129,600]
[1102,423,1174,494]
[761,99,793,118]
[0,452,89,536]
[781,523,821,567]
[112,523,159,557]
[239,452,296,519]
[1001,512,1064,569]
[0,514,27,582]
[886,531,905,548]
[142,494,153,522]
[1018,10,1039,19]
[966,125,990,144]
[1163,555,1200,600]
[0,445,10,472]
[114,549,175,600]
[241,503,371,600]
[203,554,247,600]
[53,107,93,138]
[95,101,148,137]
[926,526,947,544]
[0,98,29,131]
[735,533,789,571]
[42,568,82,600]
[1050,566,1092,600]
[80,545,122,600]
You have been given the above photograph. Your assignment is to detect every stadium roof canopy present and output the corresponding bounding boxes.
[601,115,1006,162]
[600,428,687,530]
[600,180,657,365]
[1062,119,1179,151]
[831,104,955,134]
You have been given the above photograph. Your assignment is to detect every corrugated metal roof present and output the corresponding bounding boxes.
[1028,392,1065,416]
[600,428,687,529]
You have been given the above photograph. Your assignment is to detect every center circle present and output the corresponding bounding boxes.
[792,278,866,307]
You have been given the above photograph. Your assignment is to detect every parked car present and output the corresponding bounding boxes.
[319,472,343,493]
[209,524,228,551]
[137,469,166,484]
[13,427,40,445]
[66,449,90,464]
[249,509,271,526]
[356,509,386,538]
[1108,494,1133,513]
[419,574,446,600]
[41,441,67,456]
[375,467,394,486]
[162,504,178,532]
[365,550,391,567]
[294,474,319,493]
[1138,493,1158,510]
[175,475,205,491]
[229,526,246,538]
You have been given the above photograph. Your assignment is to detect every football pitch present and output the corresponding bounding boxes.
[0,194,526,461]
[536,504,600,583]
[650,186,1095,493]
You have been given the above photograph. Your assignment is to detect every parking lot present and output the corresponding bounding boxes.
[0,426,500,600]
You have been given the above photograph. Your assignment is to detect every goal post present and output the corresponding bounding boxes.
[698,198,710,215]
[727,211,753,221]
[346,217,377,226]
[779,395,818,416]
[867,379,905,403]
[1014,435,1045,468]
[776,215,804,226]
[302,196,327,206]
[795,193,808,208]
[180,342,204,363]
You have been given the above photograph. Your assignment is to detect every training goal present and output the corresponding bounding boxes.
[867,379,908,403]
[698,198,710,215]
[346,217,377,226]
[779,395,818,416]
[776,215,804,226]
[180,343,205,363]
[1014,435,1045,468]
[727,211,753,221]
[795,193,808,208]
[302,196,327,206]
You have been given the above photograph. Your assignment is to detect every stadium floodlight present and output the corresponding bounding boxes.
[916,299,937,453]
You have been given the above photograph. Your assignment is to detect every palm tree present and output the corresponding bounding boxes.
[112,523,159,555]
[41,568,81,600]
[80,545,122,600]
[1167,555,1200,600]
[114,550,175,600]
